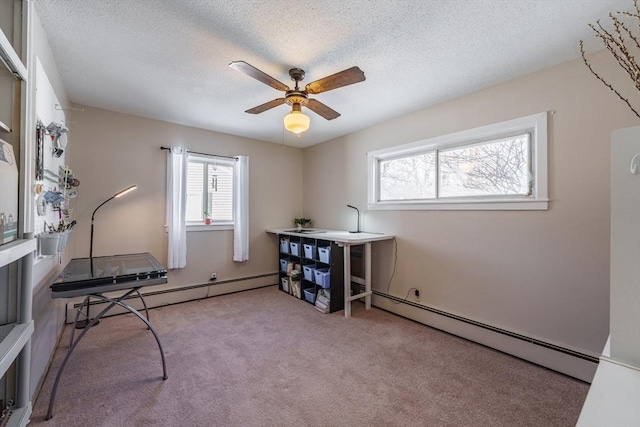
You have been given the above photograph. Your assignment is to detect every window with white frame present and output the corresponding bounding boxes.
[186,155,234,225]
[368,112,548,210]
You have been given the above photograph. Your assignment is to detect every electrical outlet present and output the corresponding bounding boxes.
[413,289,420,302]
[210,272,217,281]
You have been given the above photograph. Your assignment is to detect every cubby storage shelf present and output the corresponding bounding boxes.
[275,233,345,313]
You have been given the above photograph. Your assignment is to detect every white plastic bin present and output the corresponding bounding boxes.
[281,277,289,293]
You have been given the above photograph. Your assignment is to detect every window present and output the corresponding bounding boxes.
[186,155,234,228]
[368,112,548,210]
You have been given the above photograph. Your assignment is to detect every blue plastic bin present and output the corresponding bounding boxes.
[303,244,316,259]
[280,238,289,254]
[289,242,300,256]
[279,259,288,273]
[314,268,331,288]
[318,246,331,263]
[302,265,315,281]
[303,288,317,304]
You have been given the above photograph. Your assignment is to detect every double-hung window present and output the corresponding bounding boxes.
[186,154,234,229]
[368,112,548,210]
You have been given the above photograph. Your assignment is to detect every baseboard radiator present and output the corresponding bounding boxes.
[66,274,598,382]
[371,290,599,383]
[65,272,278,323]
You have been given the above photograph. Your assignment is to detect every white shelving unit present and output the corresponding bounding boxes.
[0,238,35,427]
[1,1,34,425]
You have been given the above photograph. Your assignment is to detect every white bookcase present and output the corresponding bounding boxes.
[0,238,35,427]
[1,1,34,425]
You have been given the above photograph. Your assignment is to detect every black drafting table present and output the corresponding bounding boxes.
[46,253,168,420]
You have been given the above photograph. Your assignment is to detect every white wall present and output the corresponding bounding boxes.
[302,50,640,376]
[28,8,71,398]
[65,106,302,296]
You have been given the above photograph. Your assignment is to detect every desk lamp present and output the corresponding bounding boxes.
[347,205,361,233]
[79,184,137,329]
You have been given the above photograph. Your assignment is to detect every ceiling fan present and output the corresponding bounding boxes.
[229,60,366,134]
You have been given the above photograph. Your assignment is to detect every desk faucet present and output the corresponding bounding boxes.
[347,205,361,233]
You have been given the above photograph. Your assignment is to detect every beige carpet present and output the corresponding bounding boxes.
[31,286,588,426]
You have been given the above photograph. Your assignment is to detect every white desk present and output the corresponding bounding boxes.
[267,229,394,317]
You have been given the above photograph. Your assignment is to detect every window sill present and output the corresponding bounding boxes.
[186,224,234,232]
[368,198,549,211]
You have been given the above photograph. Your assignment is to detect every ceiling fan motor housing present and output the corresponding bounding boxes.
[285,93,308,107]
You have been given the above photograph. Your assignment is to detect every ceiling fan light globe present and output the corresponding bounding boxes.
[283,110,310,134]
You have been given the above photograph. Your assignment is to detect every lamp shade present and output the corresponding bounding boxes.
[283,110,310,134]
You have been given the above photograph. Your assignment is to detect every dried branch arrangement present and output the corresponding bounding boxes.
[580,0,640,118]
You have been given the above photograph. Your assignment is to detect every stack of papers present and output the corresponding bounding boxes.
[315,288,331,313]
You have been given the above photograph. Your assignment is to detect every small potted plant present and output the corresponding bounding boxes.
[203,211,212,225]
[294,217,311,231]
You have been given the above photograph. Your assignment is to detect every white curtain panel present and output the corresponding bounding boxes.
[166,146,188,269]
[233,155,249,262]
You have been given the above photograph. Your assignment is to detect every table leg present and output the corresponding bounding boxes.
[365,241,372,310]
[68,296,90,347]
[46,294,126,420]
[135,289,150,327]
[90,294,168,381]
[343,244,351,318]
[46,288,168,421]
[74,295,100,329]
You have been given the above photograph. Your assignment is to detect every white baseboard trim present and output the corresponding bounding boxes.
[372,292,598,383]
[65,273,278,323]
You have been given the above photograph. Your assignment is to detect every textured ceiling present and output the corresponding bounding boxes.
[33,0,628,148]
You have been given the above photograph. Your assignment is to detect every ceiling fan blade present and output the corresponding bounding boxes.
[305,66,365,95]
[245,98,286,114]
[306,99,341,120]
[229,61,289,92]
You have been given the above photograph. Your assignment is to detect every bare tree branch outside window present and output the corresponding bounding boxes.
[378,135,531,201]
[379,152,436,200]
[580,0,640,118]
[439,135,530,197]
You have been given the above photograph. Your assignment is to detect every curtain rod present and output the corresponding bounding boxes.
[160,146,238,160]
